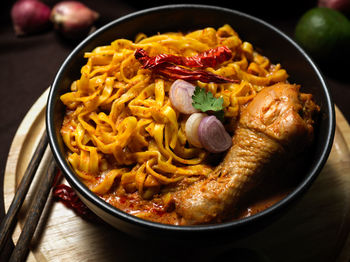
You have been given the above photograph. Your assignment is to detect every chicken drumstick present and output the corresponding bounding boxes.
[174,83,319,225]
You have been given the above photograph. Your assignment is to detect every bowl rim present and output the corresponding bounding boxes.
[47,4,335,233]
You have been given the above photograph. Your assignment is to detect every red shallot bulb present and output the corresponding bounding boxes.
[318,0,350,12]
[169,79,199,114]
[50,1,99,39]
[185,113,207,148]
[11,0,51,36]
[198,116,232,153]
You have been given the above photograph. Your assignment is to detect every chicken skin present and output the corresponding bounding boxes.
[174,83,319,225]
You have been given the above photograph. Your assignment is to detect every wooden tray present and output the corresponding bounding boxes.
[4,90,350,262]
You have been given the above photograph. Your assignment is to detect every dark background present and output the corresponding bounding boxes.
[1,0,349,260]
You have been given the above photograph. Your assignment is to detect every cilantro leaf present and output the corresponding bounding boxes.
[192,86,225,119]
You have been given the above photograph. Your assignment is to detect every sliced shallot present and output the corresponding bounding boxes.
[185,113,207,148]
[169,79,199,114]
[198,116,232,153]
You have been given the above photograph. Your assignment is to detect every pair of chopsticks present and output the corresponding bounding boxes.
[0,131,58,262]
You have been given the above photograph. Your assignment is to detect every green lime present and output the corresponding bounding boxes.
[295,7,350,61]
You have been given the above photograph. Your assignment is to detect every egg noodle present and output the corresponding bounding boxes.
[60,24,288,202]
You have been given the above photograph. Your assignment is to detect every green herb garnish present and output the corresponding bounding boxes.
[192,86,225,121]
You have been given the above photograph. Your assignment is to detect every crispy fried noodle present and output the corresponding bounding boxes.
[60,25,290,223]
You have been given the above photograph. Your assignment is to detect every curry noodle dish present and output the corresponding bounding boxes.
[60,25,320,225]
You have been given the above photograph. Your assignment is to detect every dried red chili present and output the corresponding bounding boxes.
[154,64,235,83]
[53,184,99,222]
[134,47,237,83]
[136,46,233,69]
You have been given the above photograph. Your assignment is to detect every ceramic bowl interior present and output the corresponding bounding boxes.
[47,4,335,240]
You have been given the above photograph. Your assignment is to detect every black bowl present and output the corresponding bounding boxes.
[46,4,335,241]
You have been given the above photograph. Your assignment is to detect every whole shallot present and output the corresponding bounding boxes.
[318,0,350,12]
[50,1,99,39]
[11,0,51,36]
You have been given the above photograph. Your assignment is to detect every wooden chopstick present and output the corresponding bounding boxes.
[0,131,48,253]
[8,155,57,262]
